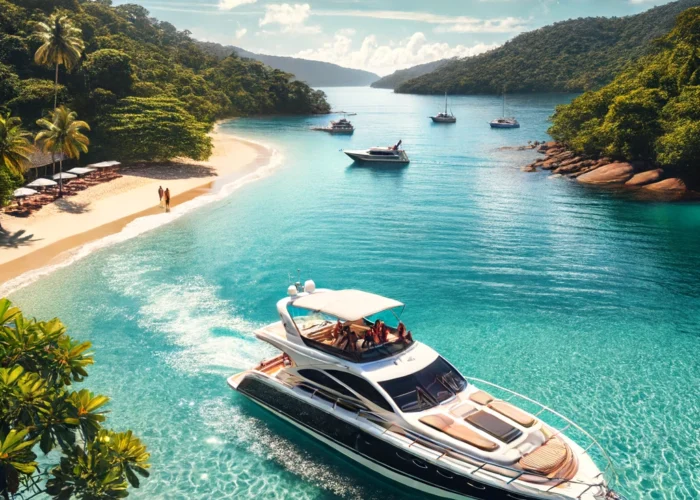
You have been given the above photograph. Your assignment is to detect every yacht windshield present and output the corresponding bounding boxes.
[379,357,467,412]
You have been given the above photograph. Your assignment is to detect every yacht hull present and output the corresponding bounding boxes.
[490,122,520,129]
[231,374,570,500]
[431,117,457,123]
[344,151,410,164]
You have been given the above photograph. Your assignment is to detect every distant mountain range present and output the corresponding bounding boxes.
[395,0,700,95]
[370,59,452,89]
[197,42,379,88]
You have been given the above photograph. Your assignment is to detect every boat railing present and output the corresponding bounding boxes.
[467,378,619,486]
[354,408,614,499]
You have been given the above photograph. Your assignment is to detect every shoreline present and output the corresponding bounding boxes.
[0,124,279,294]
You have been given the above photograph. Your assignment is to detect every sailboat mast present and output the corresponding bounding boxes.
[503,91,506,118]
[444,92,448,114]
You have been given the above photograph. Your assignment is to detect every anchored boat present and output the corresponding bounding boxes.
[344,140,409,164]
[228,283,623,500]
[431,92,457,123]
[312,117,355,135]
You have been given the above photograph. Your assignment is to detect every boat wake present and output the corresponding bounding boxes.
[0,135,283,298]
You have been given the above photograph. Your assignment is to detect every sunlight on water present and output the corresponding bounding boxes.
[7,88,700,499]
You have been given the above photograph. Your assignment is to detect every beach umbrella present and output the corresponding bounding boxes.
[66,167,95,176]
[13,187,38,198]
[27,178,58,188]
[53,172,77,180]
[86,161,121,169]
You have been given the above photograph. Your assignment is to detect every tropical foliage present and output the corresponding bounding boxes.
[396,0,700,95]
[0,113,30,208]
[0,0,329,165]
[35,105,90,196]
[549,7,700,178]
[0,298,150,499]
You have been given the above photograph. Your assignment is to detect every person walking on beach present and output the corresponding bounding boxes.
[164,187,171,211]
[158,185,164,206]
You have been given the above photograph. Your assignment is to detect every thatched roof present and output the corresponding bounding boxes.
[27,148,66,169]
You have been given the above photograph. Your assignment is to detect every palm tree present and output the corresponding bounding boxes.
[36,107,90,198]
[34,14,84,111]
[0,114,32,177]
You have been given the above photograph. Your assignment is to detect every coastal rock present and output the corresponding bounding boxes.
[625,169,664,187]
[559,156,583,167]
[554,160,596,175]
[577,162,635,185]
[642,178,686,192]
[522,163,538,172]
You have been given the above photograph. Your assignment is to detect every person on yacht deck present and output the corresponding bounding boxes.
[361,329,376,349]
[331,320,342,342]
[341,326,358,352]
[380,322,389,344]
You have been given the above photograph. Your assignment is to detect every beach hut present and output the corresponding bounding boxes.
[66,167,96,176]
[27,178,58,188]
[23,148,67,181]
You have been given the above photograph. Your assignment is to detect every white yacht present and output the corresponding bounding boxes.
[431,93,457,123]
[312,117,355,135]
[344,140,409,164]
[490,92,520,129]
[228,284,624,500]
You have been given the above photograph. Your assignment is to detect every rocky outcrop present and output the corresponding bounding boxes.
[625,169,664,187]
[521,142,691,200]
[577,162,635,185]
[642,178,686,192]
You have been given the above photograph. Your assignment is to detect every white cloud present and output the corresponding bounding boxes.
[235,28,247,39]
[218,0,257,10]
[296,32,498,76]
[313,10,528,33]
[259,3,321,34]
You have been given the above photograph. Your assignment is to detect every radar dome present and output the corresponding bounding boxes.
[287,285,297,296]
[304,280,316,293]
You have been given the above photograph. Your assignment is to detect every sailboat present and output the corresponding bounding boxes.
[430,92,456,123]
[490,89,520,128]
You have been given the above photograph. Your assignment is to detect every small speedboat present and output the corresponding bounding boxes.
[312,117,355,135]
[344,140,409,164]
[431,92,456,123]
[228,283,624,500]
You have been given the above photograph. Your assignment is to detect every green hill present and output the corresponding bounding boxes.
[370,59,451,90]
[197,42,379,87]
[0,0,330,163]
[549,7,700,180]
[396,0,700,95]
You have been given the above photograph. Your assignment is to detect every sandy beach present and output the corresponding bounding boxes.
[0,125,268,285]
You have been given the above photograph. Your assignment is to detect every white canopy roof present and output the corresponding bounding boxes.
[53,172,77,180]
[13,187,38,198]
[26,178,57,187]
[86,161,120,168]
[66,167,95,175]
[292,290,403,322]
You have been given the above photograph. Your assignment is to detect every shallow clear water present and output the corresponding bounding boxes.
[8,88,700,499]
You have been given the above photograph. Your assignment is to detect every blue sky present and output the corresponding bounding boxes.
[112,0,677,75]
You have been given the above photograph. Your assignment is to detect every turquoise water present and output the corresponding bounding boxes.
[7,88,700,499]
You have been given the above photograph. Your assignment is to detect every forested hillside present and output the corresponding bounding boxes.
[396,0,700,95]
[370,59,451,89]
[197,42,379,87]
[549,7,700,180]
[0,0,330,163]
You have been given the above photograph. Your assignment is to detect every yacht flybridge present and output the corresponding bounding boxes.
[344,140,409,164]
[228,284,623,500]
[312,117,355,135]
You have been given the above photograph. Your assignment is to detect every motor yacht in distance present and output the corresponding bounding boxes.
[490,91,520,129]
[431,93,457,123]
[344,140,410,164]
[312,117,355,135]
[228,283,624,500]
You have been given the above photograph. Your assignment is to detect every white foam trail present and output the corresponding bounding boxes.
[0,136,283,297]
